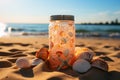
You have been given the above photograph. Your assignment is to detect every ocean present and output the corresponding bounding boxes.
[1,23,120,38]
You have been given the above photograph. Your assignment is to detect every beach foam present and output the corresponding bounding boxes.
[0,22,7,37]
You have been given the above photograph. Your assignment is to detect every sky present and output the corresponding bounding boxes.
[0,0,120,23]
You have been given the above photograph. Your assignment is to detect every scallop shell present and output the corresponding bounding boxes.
[31,58,44,66]
[16,57,31,68]
[92,58,108,71]
[47,56,61,70]
[36,47,49,61]
[75,47,95,61]
[73,59,91,73]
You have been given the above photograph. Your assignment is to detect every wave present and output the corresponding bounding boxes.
[21,32,48,36]
[106,29,120,33]
[6,27,25,32]
[11,28,25,31]
[0,22,7,37]
[6,27,48,32]
[4,24,120,38]
[3,31,119,39]
[6,27,120,33]
[76,29,120,33]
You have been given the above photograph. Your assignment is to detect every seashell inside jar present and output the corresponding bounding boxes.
[48,15,75,70]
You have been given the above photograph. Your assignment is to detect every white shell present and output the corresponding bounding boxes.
[16,57,31,68]
[92,58,108,71]
[73,59,91,73]
[31,58,44,66]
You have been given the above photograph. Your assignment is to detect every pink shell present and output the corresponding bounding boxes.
[92,58,108,71]
[16,57,31,68]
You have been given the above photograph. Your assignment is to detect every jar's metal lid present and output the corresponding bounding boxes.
[50,15,74,21]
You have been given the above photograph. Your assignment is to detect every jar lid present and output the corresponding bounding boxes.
[50,15,74,21]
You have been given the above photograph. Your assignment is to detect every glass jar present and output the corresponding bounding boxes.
[48,15,75,70]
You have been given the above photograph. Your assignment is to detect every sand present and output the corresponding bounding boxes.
[0,37,120,80]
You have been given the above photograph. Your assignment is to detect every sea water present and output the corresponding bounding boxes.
[3,23,120,38]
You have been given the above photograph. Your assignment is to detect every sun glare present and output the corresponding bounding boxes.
[0,22,6,37]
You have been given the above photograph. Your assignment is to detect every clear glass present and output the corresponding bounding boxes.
[48,20,75,70]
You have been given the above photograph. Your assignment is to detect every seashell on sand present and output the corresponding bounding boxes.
[31,58,44,66]
[75,47,95,61]
[16,57,31,68]
[92,58,108,71]
[36,47,49,61]
[73,59,91,73]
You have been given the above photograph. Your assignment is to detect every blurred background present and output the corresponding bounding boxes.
[0,0,120,38]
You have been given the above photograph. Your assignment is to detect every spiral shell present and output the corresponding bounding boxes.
[92,58,108,71]
[73,59,91,73]
[36,47,49,61]
[16,57,31,68]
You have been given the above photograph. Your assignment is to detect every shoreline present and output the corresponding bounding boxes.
[1,32,120,39]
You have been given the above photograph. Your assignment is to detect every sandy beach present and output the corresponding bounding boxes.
[0,37,120,80]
